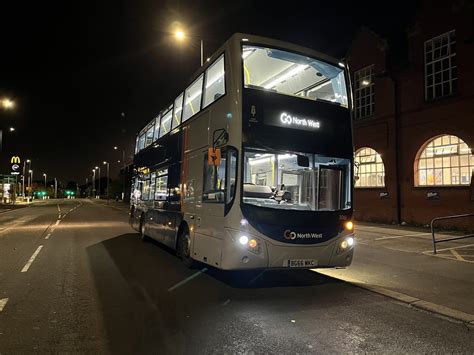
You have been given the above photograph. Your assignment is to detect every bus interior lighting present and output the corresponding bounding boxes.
[264,64,309,89]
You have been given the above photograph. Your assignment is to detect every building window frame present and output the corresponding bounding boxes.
[353,65,375,120]
[415,134,473,187]
[424,30,457,101]
[354,147,385,188]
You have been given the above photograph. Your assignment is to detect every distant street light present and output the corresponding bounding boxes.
[43,173,47,192]
[113,146,118,150]
[175,30,185,41]
[95,166,101,198]
[1,98,15,110]
[9,127,15,132]
[103,161,110,201]
[28,169,33,199]
[92,169,96,198]
[22,159,30,199]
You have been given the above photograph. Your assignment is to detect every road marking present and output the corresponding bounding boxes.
[57,204,61,213]
[450,249,464,261]
[168,268,208,292]
[433,243,474,252]
[21,245,43,272]
[45,233,51,240]
[0,298,8,312]
[55,220,60,226]
[375,232,431,240]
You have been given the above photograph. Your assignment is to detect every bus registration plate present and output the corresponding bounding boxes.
[285,259,317,268]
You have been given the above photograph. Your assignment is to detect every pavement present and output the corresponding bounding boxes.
[320,222,474,321]
[0,199,473,353]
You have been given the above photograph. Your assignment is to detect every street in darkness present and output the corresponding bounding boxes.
[1,1,474,353]
[0,200,473,353]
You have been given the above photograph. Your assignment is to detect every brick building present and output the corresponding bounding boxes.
[347,1,474,228]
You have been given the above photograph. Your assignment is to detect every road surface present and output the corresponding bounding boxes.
[0,199,473,353]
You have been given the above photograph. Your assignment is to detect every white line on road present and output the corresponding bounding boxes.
[21,245,43,272]
[168,268,208,291]
[0,298,8,312]
[375,232,431,240]
[433,243,474,252]
[55,220,60,226]
[45,233,51,240]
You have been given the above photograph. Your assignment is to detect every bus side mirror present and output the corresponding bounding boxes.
[208,147,221,166]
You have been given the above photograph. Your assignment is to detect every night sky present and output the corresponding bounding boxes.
[0,0,416,185]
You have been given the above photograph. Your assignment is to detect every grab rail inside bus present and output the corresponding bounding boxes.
[430,213,474,254]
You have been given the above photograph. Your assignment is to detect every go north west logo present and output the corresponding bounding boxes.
[283,229,323,240]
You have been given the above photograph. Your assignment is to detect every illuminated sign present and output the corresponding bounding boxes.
[263,110,321,132]
[279,112,320,129]
[10,155,21,175]
[284,229,323,240]
[11,156,21,164]
[137,167,150,175]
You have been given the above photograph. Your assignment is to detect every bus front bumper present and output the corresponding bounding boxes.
[221,229,354,270]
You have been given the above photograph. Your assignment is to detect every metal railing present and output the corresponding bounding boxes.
[431,213,474,254]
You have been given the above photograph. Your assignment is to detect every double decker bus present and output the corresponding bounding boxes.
[130,33,355,270]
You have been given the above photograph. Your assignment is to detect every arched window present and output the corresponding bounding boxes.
[416,135,474,186]
[354,147,385,188]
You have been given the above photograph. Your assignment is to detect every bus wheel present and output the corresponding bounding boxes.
[177,228,194,268]
[139,215,148,242]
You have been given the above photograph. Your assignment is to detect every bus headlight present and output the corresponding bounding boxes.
[239,235,249,245]
[338,236,354,254]
[238,235,261,254]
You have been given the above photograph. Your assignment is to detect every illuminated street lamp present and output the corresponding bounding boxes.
[92,169,96,198]
[22,159,31,199]
[1,98,15,110]
[175,30,185,41]
[113,146,126,200]
[95,166,101,198]
[173,28,204,66]
[9,127,15,132]
[103,161,110,201]
[28,169,33,199]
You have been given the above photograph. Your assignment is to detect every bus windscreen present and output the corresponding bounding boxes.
[242,45,348,107]
[243,150,352,211]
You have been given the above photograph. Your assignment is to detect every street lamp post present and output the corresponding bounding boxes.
[103,161,110,202]
[22,159,30,199]
[95,166,101,198]
[43,173,47,199]
[92,169,96,198]
[114,146,126,200]
[174,30,204,66]
[28,169,33,200]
